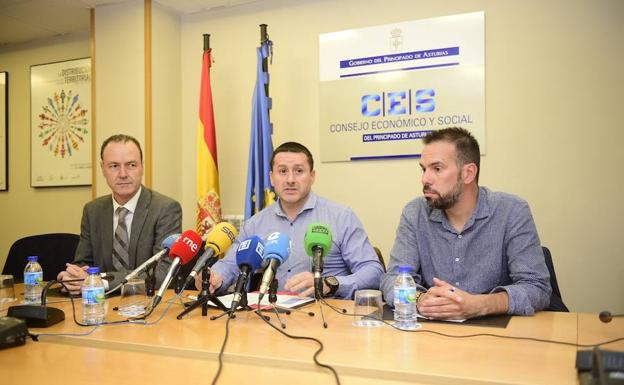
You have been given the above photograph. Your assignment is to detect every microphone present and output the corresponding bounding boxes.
[183,222,238,288]
[123,233,180,284]
[599,310,623,323]
[6,272,119,328]
[258,232,291,301]
[229,236,264,315]
[304,223,332,298]
[152,230,202,309]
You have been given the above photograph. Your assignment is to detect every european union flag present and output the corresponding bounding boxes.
[244,38,275,219]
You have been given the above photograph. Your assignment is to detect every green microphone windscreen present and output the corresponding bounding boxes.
[304,223,332,258]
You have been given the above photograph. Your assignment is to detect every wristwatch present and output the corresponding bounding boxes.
[323,276,339,297]
[415,290,425,308]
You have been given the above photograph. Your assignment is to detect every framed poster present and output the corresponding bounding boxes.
[30,58,92,187]
[0,71,7,191]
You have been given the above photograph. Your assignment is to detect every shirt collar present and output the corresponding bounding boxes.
[112,186,142,214]
[273,191,317,219]
[428,186,492,224]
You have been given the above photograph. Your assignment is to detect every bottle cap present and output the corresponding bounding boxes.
[87,266,100,275]
[27,255,38,262]
[397,265,412,273]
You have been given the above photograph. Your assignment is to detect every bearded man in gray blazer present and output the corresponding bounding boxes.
[58,134,182,293]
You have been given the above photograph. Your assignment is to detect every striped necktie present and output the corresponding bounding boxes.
[112,206,131,271]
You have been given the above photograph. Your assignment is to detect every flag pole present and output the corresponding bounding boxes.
[259,24,269,99]
[203,33,210,51]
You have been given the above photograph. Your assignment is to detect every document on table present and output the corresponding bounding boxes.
[187,291,315,310]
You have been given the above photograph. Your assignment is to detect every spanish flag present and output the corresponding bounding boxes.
[196,36,222,237]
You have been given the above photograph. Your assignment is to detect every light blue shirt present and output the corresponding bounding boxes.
[212,192,384,299]
[380,187,551,316]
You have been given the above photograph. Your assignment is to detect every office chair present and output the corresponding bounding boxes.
[2,233,80,282]
[542,246,569,312]
[373,246,387,272]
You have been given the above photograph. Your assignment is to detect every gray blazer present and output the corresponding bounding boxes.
[74,186,183,289]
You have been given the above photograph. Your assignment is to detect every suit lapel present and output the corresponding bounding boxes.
[129,187,150,268]
[101,198,114,271]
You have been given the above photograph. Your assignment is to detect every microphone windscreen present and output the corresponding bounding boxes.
[263,232,291,264]
[161,233,180,249]
[205,222,238,254]
[304,223,332,258]
[599,310,612,323]
[170,230,203,264]
[235,236,264,271]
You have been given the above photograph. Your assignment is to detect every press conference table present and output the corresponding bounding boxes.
[1,288,622,385]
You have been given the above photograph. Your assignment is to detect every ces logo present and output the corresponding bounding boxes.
[361,89,435,117]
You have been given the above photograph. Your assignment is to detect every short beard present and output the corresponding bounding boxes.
[424,175,463,210]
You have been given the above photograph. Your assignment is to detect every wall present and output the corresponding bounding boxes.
[94,0,146,197]
[179,0,624,313]
[0,33,91,269]
[151,3,182,201]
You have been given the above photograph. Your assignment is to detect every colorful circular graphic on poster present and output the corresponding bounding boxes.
[37,89,89,158]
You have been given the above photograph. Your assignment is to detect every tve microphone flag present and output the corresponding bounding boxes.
[152,230,202,309]
[196,34,222,237]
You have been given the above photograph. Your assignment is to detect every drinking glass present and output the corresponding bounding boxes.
[118,278,147,317]
[353,289,384,327]
[0,275,17,312]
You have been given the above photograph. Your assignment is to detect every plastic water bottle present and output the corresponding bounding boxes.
[393,265,418,330]
[82,267,106,325]
[24,256,43,304]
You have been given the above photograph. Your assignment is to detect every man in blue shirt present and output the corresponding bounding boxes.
[380,127,551,319]
[200,142,384,299]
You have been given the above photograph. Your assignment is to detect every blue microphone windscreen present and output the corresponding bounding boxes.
[161,233,180,249]
[263,232,291,264]
[235,236,264,270]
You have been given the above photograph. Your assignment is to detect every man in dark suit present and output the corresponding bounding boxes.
[58,134,182,293]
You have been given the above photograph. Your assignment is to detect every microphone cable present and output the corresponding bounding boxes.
[253,309,341,385]
[126,287,189,324]
[30,280,141,340]
[321,299,624,348]
[319,297,348,315]
[210,315,232,385]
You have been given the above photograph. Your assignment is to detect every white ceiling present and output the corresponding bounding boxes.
[0,0,256,47]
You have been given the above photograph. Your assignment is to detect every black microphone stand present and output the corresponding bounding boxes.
[212,271,263,321]
[257,279,286,329]
[311,248,330,328]
[145,264,157,298]
[211,290,252,321]
[177,264,228,319]
[314,280,329,328]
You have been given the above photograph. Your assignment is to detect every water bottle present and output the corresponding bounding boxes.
[24,256,43,304]
[393,265,418,330]
[82,267,106,325]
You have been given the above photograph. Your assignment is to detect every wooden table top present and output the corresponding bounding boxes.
[1,287,622,385]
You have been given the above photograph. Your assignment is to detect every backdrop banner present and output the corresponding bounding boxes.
[319,12,485,162]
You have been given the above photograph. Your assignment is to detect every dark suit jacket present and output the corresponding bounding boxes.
[74,186,182,288]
